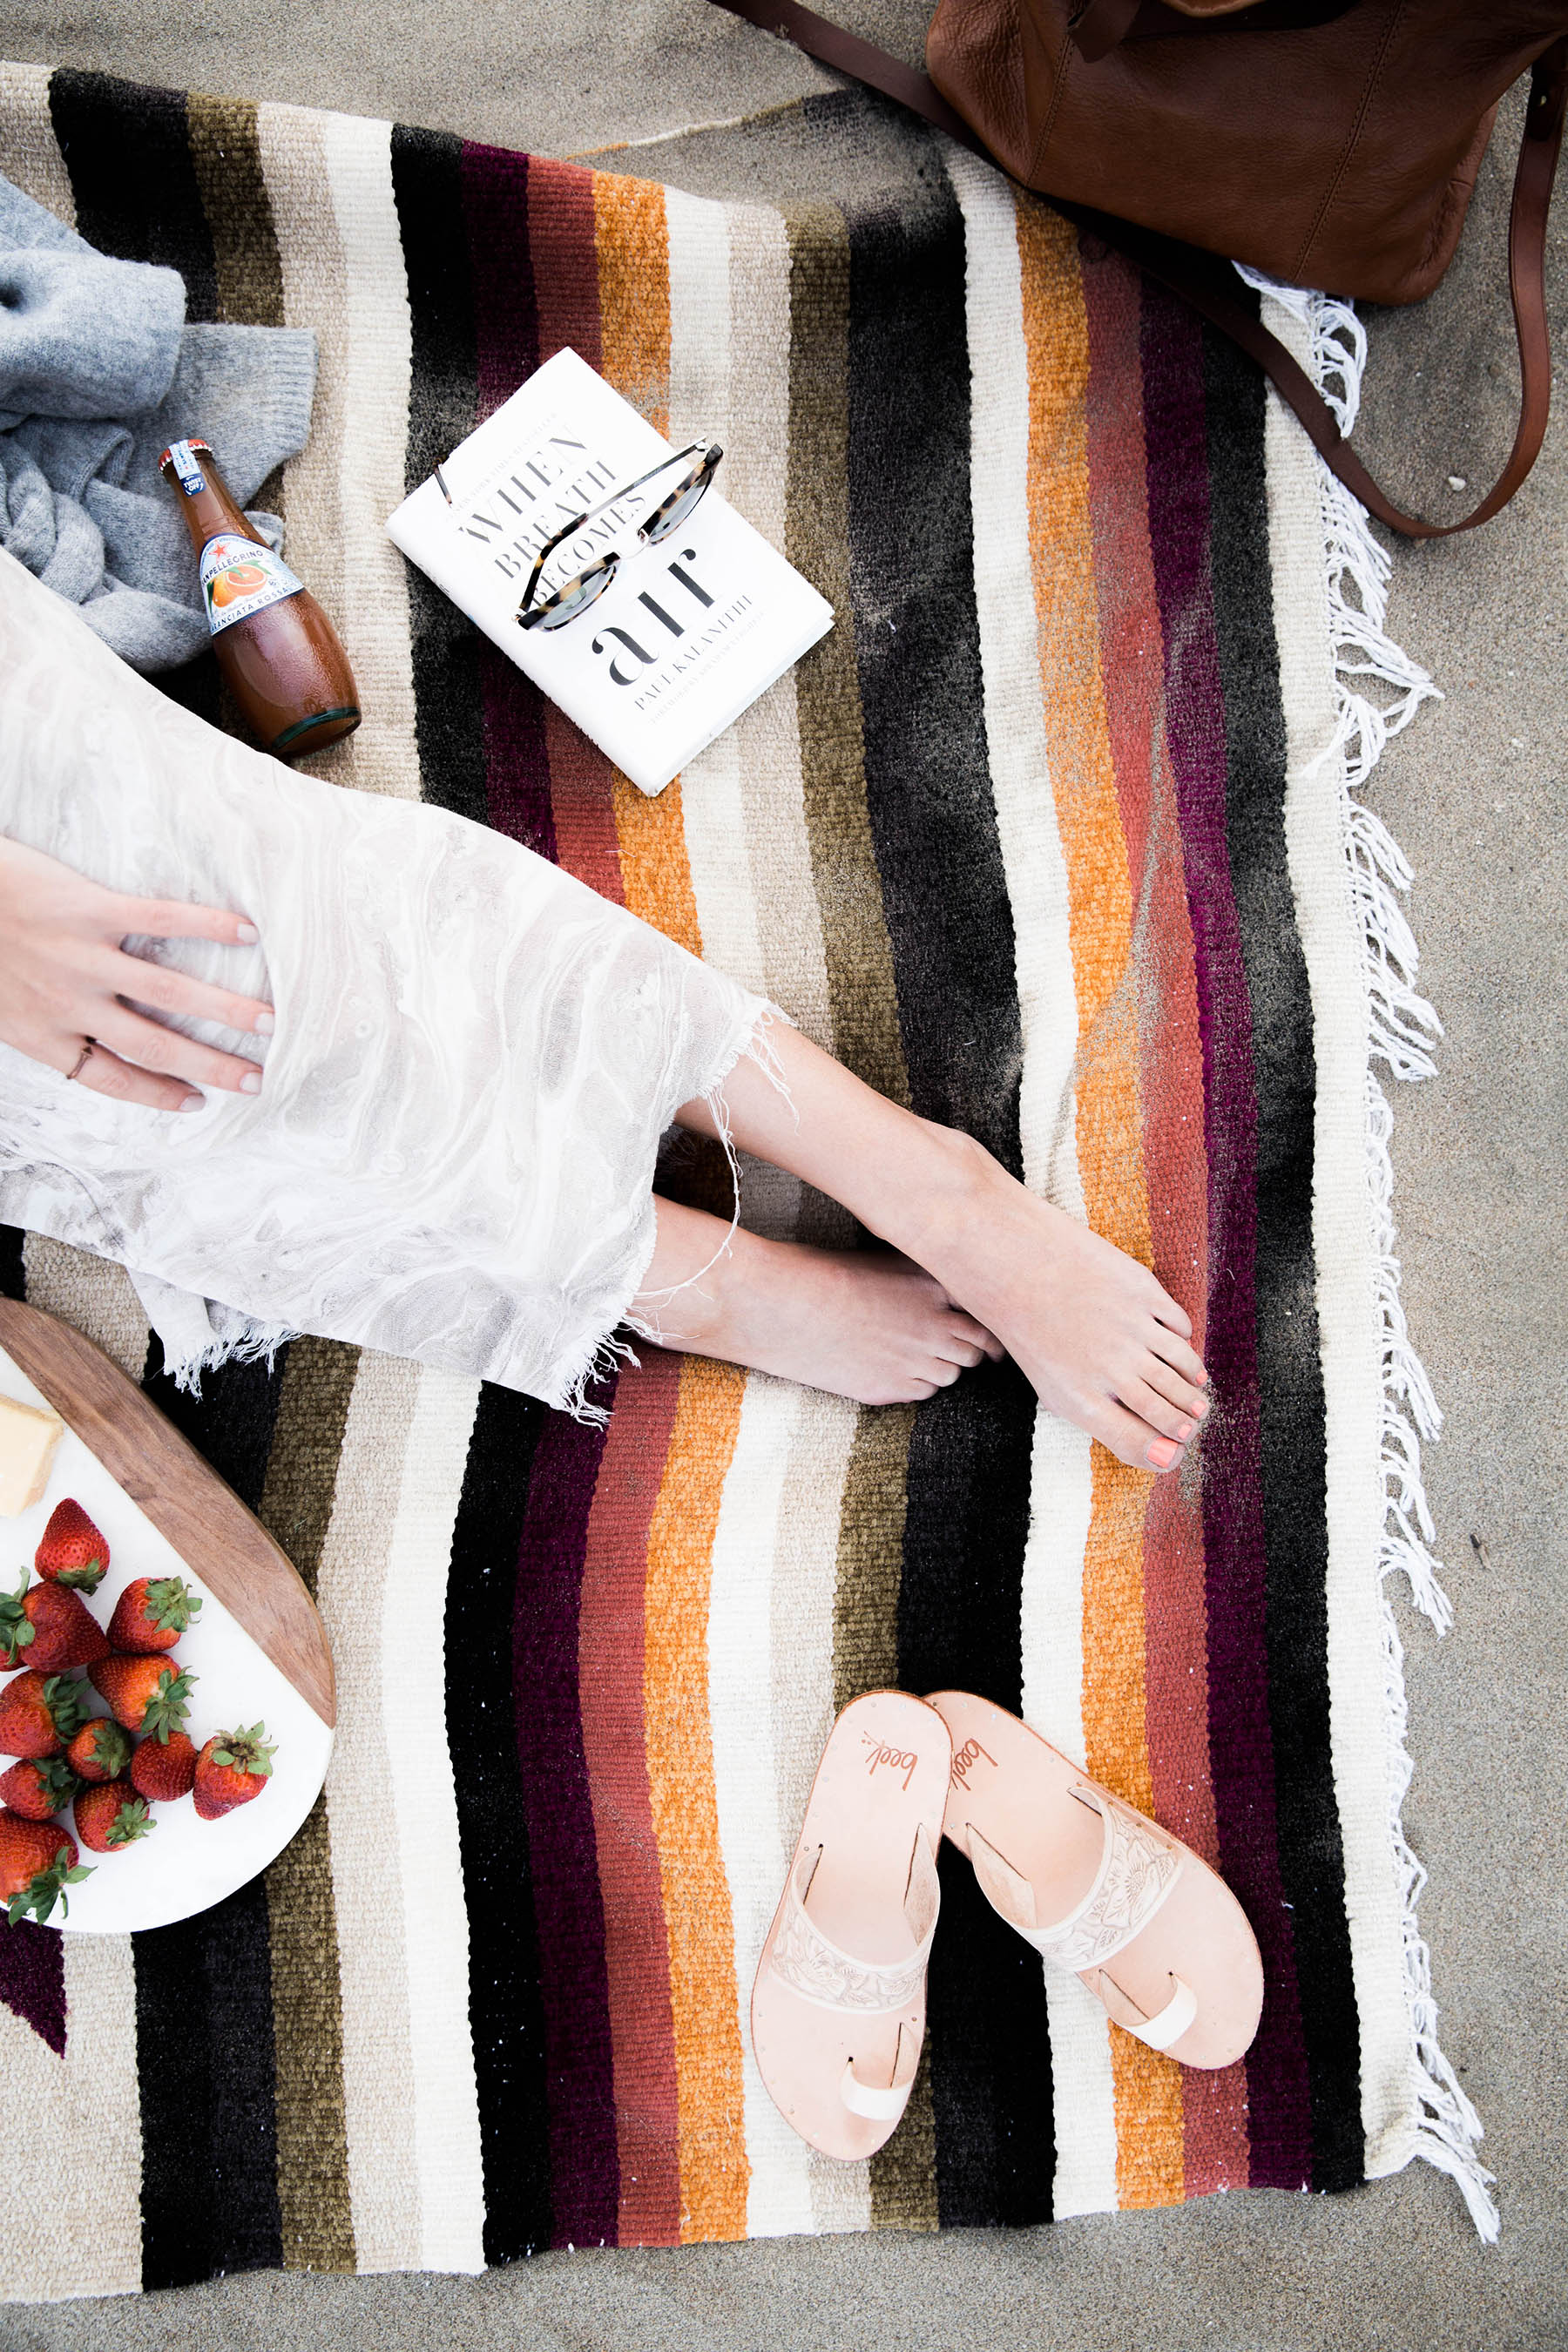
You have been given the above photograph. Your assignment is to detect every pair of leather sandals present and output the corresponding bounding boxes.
[752,1690,1264,2162]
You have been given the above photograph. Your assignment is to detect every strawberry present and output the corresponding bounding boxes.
[193,1724,275,1820]
[130,1730,196,1803]
[106,1575,201,1655]
[87,1656,193,1740]
[0,1670,91,1759]
[0,1813,91,1924]
[0,1573,111,1673]
[74,1780,153,1854]
[65,1717,133,1785]
[0,1755,80,1821]
[33,1498,110,1592]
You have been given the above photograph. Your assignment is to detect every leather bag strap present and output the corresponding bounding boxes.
[706,0,1567,537]
[707,0,987,148]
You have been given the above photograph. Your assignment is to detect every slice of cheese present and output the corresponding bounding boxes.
[0,1392,65,1514]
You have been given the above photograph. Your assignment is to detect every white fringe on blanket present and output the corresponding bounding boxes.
[1241,265,1497,2240]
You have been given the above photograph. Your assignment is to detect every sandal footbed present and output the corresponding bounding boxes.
[929,1689,1263,2071]
[751,1690,950,2160]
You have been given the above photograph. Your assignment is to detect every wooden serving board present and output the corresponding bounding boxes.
[0,1297,334,1728]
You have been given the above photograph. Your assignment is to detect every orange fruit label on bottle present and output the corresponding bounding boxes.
[198,532,304,635]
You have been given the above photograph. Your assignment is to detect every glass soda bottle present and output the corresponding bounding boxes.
[159,436,361,759]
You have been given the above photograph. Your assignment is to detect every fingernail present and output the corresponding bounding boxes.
[177,1093,202,1112]
[254,1010,275,1036]
[1147,1437,1179,1471]
[1177,1418,1194,1442]
[240,1071,262,1095]
[237,920,260,944]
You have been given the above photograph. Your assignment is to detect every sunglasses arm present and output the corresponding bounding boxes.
[519,512,590,615]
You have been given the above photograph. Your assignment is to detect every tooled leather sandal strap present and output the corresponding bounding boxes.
[765,1822,940,2014]
[965,1782,1185,1973]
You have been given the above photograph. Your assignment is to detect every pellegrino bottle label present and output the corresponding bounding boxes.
[197,532,305,636]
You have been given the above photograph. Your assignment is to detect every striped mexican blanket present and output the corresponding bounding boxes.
[0,63,1484,2299]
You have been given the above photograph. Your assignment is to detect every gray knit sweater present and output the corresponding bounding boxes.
[0,171,316,670]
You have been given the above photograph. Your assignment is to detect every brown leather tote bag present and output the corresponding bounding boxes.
[711,0,1568,536]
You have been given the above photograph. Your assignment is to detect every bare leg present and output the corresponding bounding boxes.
[633,1196,1004,1406]
[633,1023,1208,1472]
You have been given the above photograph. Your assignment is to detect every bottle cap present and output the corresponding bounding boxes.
[159,438,214,491]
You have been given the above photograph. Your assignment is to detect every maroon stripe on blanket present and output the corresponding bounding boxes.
[510,1389,620,2247]
[0,1921,66,2057]
[1140,285,1313,2189]
[461,144,559,865]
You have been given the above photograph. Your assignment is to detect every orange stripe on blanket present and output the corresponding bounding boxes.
[578,1349,686,2246]
[642,1352,750,2241]
[594,170,672,436]
[612,774,705,958]
[1016,194,1183,2210]
[589,173,706,955]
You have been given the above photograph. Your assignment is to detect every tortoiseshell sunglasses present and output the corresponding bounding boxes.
[510,440,724,632]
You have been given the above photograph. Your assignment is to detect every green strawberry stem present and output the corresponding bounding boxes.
[142,1668,193,1744]
[144,1578,201,1634]
[105,1799,152,1848]
[43,1676,91,1742]
[0,1571,35,1665]
[30,1758,80,1808]
[6,1848,92,1927]
[86,1720,132,1777]
[209,1722,275,1780]
[53,1560,105,1593]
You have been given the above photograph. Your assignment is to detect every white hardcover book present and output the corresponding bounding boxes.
[385,347,834,796]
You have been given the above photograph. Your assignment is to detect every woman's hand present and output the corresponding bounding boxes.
[0,835,274,1113]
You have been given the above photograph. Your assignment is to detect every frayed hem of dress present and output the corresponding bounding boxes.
[126,1265,299,1396]
[152,1004,794,1420]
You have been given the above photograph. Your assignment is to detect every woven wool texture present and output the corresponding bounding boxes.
[0,63,1448,2293]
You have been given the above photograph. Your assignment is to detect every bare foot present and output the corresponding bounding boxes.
[671,1025,1207,1472]
[903,1130,1210,1474]
[632,1199,1004,1405]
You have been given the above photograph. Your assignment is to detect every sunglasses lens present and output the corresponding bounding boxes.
[643,465,713,544]
[524,559,614,630]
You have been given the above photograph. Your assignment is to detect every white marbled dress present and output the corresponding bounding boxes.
[0,548,771,1410]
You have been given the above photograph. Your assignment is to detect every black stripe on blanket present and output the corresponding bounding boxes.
[51,70,226,730]
[1202,321,1362,2191]
[133,1342,287,2285]
[389,125,488,831]
[843,157,1052,2228]
[50,70,219,322]
[445,1381,556,2262]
